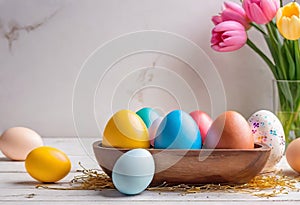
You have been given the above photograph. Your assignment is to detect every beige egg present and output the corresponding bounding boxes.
[0,127,43,160]
[286,138,300,173]
[204,111,254,149]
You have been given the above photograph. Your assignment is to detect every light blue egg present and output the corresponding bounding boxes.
[112,149,155,195]
[154,110,202,149]
[136,107,160,128]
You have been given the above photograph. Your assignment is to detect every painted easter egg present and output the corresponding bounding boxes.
[286,138,300,173]
[204,111,254,149]
[136,107,160,128]
[112,149,155,195]
[25,146,71,183]
[0,127,43,161]
[103,110,150,148]
[154,110,201,149]
[248,110,285,172]
[190,110,213,142]
[148,117,163,147]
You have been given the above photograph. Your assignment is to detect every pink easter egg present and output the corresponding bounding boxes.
[190,110,213,142]
[149,117,163,147]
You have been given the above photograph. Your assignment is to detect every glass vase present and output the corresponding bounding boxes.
[273,80,300,144]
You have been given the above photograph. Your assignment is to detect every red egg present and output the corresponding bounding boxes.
[204,111,254,149]
[190,110,213,142]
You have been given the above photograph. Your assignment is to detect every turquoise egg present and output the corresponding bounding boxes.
[136,107,160,128]
[154,110,202,149]
[112,149,155,195]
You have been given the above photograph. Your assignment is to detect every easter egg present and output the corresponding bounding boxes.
[112,149,155,195]
[25,146,71,182]
[148,117,163,146]
[103,110,150,148]
[286,138,300,173]
[190,110,213,142]
[0,127,43,160]
[204,111,254,149]
[136,107,160,128]
[248,110,285,172]
[154,110,201,149]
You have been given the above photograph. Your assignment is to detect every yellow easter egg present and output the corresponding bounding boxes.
[103,110,150,148]
[25,146,71,183]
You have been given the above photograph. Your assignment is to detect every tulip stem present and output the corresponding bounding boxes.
[250,23,267,35]
[246,38,277,78]
[266,23,288,79]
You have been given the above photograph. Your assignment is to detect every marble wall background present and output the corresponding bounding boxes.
[0,0,274,137]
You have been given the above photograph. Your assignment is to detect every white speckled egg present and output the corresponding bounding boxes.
[248,110,285,172]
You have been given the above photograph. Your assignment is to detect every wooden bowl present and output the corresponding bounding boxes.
[93,141,270,186]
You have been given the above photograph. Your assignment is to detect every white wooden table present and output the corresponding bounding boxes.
[1,137,300,205]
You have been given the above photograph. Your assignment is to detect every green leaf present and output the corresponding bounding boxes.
[283,40,296,80]
[294,40,300,80]
[266,23,287,79]
[278,81,294,107]
[264,36,281,79]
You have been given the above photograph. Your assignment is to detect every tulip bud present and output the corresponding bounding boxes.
[211,21,247,52]
[243,0,280,24]
[212,1,251,29]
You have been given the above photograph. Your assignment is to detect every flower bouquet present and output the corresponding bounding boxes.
[211,0,300,143]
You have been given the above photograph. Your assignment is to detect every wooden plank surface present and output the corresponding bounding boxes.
[1,137,300,204]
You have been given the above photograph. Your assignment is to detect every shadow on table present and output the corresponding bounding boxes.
[0,157,27,162]
[0,157,10,161]
[281,169,299,177]
[13,181,40,186]
[98,189,133,198]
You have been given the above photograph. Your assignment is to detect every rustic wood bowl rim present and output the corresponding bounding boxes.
[93,141,271,152]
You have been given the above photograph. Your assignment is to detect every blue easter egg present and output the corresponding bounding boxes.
[136,107,160,128]
[112,149,155,195]
[154,110,202,149]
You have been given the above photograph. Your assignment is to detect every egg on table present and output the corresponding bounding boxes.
[112,149,155,195]
[0,127,43,160]
[25,146,71,183]
[154,110,201,149]
[248,110,285,172]
[286,138,300,173]
[204,111,254,149]
[102,109,150,148]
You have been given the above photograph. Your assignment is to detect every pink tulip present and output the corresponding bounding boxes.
[211,20,247,52]
[212,1,251,29]
[243,0,279,24]
[212,15,223,25]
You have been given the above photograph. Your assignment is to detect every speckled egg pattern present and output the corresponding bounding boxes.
[248,110,285,172]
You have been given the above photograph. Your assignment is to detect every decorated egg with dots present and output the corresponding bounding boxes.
[248,110,285,172]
